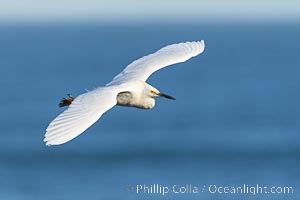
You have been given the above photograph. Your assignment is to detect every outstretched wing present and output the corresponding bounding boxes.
[108,40,205,85]
[44,86,122,146]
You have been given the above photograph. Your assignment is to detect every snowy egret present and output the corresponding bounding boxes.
[44,40,205,146]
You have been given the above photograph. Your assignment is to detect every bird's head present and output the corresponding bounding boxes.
[149,87,176,100]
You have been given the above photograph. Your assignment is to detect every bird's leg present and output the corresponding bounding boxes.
[59,94,74,107]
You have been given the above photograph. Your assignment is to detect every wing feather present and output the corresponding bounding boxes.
[44,86,123,146]
[108,40,205,85]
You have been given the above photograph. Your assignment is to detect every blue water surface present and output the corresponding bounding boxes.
[0,23,299,200]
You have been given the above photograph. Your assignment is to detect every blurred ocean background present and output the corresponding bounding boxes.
[0,23,299,200]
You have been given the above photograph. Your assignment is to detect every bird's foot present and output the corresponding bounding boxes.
[59,94,74,107]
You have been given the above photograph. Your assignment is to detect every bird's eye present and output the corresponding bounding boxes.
[151,90,157,95]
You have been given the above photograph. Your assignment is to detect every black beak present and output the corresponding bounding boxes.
[158,93,176,100]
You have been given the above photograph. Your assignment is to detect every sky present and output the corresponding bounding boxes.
[0,0,299,23]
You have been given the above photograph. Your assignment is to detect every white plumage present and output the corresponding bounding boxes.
[44,40,205,146]
[108,41,205,85]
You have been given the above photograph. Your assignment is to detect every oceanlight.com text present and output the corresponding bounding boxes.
[208,184,294,195]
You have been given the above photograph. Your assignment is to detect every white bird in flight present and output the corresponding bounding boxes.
[44,40,205,146]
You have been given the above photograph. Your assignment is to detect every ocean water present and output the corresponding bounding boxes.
[0,23,299,200]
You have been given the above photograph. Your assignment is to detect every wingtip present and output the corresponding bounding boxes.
[200,39,205,46]
[199,40,205,53]
[43,135,64,146]
[189,40,205,56]
[43,137,51,146]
